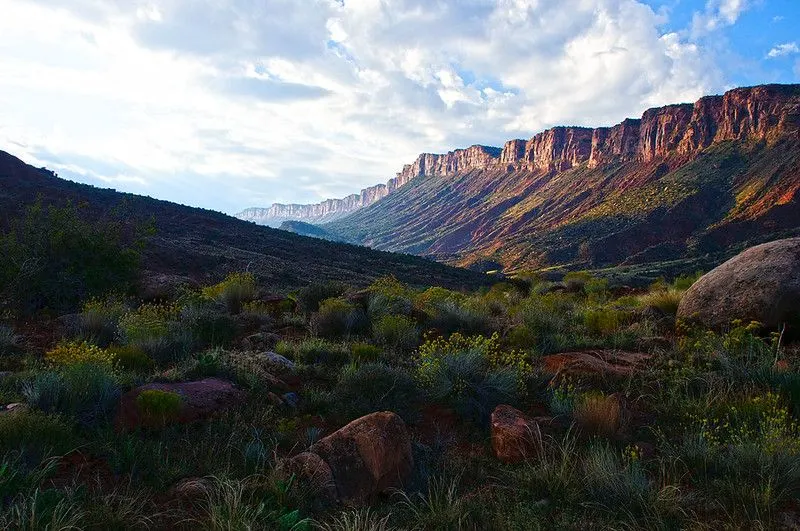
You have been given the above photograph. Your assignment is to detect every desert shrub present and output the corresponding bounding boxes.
[426,299,491,336]
[0,201,151,315]
[350,342,382,364]
[281,338,350,366]
[45,340,116,367]
[296,281,348,314]
[333,362,420,423]
[638,288,683,316]
[372,314,419,352]
[118,303,195,364]
[106,344,154,373]
[415,287,466,314]
[563,271,592,292]
[180,299,237,347]
[504,326,536,351]
[23,362,120,427]
[584,277,610,303]
[0,409,77,458]
[136,389,183,426]
[311,298,368,339]
[0,325,20,357]
[582,444,654,516]
[76,296,128,346]
[673,271,702,290]
[548,379,579,417]
[202,272,257,314]
[415,333,520,423]
[574,392,622,437]
[582,307,631,336]
[366,292,413,321]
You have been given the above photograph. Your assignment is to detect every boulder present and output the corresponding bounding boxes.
[490,405,542,464]
[308,411,413,506]
[115,378,245,430]
[284,452,337,506]
[542,350,651,381]
[262,351,296,369]
[677,238,800,332]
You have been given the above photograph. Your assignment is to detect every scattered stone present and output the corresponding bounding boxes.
[284,452,337,506]
[677,238,800,332]
[542,350,651,381]
[282,392,300,408]
[115,378,245,431]
[309,411,414,506]
[490,405,542,464]
[267,392,285,407]
[5,402,26,412]
[263,351,295,369]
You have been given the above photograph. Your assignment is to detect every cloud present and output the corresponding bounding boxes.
[767,42,800,59]
[0,0,727,214]
[691,0,751,36]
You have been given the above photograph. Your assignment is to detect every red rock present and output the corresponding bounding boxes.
[309,411,413,506]
[115,378,245,431]
[491,405,542,464]
[542,350,651,381]
[284,452,337,506]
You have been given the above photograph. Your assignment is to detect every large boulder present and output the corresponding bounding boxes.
[490,405,542,464]
[677,238,800,332]
[306,411,413,506]
[116,378,245,430]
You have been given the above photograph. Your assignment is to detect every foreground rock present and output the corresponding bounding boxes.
[542,350,651,381]
[677,238,800,332]
[116,378,245,430]
[289,411,413,506]
[491,405,543,464]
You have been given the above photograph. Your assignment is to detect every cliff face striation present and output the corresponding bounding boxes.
[239,84,800,229]
[323,84,800,271]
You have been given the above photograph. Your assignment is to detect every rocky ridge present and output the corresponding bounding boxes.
[239,84,800,228]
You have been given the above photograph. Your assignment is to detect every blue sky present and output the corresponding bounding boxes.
[0,0,798,214]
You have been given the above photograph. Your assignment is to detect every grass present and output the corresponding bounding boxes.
[2,268,799,529]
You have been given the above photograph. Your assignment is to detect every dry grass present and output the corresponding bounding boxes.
[574,393,622,438]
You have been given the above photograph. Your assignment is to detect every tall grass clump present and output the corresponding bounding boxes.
[296,281,348,314]
[202,272,257,314]
[372,314,419,352]
[333,362,420,423]
[0,324,20,357]
[310,298,368,339]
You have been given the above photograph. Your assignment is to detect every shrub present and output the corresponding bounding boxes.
[673,271,702,290]
[107,344,154,373]
[0,409,77,457]
[76,296,127,346]
[0,325,21,357]
[574,392,622,437]
[136,389,183,426]
[118,303,179,344]
[296,281,348,314]
[638,288,683,316]
[0,201,151,315]
[281,338,350,366]
[180,299,237,347]
[372,314,419,352]
[582,307,629,336]
[426,300,491,336]
[415,287,466,314]
[202,272,257,314]
[415,334,519,423]
[350,342,382,364]
[311,298,368,339]
[563,271,592,292]
[45,340,116,367]
[366,293,413,320]
[333,362,420,423]
[23,362,120,427]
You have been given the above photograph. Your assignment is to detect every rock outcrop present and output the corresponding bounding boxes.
[115,378,245,430]
[238,84,800,227]
[288,411,414,506]
[677,238,800,332]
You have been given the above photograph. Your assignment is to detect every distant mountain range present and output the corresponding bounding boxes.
[240,84,800,272]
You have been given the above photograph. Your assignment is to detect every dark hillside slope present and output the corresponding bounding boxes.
[0,150,487,290]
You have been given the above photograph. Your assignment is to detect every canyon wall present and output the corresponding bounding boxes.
[238,84,800,226]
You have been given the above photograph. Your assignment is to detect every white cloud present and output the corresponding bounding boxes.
[0,0,725,213]
[767,42,800,59]
[691,0,751,36]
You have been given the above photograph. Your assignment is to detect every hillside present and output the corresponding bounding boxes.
[0,150,487,291]
[321,84,800,271]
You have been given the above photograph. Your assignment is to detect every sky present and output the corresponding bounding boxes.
[0,0,798,214]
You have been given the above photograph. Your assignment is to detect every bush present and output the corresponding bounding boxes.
[638,288,683,316]
[0,409,77,457]
[0,201,151,315]
[118,303,195,365]
[107,344,154,373]
[76,296,127,346]
[426,300,491,336]
[180,299,237,347]
[415,334,519,423]
[372,314,419,352]
[311,298,368,339]
[23,363,120,427]
[574,392,622,437]
[279,338,350,366]
[582,307,630,336]
[333,363,420,423]
[296,281,348,314]
[202,272,257,314]
[45,340,116,367]
[563,271,592,292]
[136,389,183,426]
[350,342,382,364]
[0,325,21,357]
